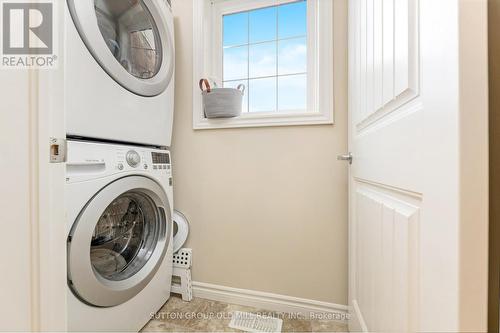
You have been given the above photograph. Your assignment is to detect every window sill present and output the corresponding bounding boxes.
[193,111,334,130]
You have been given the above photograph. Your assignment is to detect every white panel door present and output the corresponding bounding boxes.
[347,0,488,332]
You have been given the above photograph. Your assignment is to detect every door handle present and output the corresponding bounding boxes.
[337,153,353,165]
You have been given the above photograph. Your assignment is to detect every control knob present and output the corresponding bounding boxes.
[126,150,141,168]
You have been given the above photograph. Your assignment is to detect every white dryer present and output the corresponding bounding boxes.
[66,140,173,332]
[65,0,175,147]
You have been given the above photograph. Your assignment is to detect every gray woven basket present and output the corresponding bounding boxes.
[199,79,245,119]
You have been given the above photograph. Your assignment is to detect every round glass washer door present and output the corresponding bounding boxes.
[67,0,174,97]
[68,176,171,307]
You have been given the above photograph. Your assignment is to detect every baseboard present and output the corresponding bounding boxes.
[350,300,367,332]
[192,281,348,320]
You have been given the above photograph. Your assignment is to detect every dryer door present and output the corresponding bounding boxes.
[68,176,171,307]
[67,0,174,97]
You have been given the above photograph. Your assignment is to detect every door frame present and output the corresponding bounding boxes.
[0,58,67,331]
[35,0,68,327]
[24,0,69,329]
[489,0,500,330]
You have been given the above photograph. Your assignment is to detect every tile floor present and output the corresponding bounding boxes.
[141,295,349,332]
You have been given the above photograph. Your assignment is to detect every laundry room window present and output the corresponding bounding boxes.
[193,0,334,129]
[223,1,308,114]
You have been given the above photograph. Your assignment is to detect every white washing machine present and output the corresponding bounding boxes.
[66,140,173,332]
[65,0,175,147]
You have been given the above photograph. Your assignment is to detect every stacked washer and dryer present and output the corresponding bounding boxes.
[64,0,175,331]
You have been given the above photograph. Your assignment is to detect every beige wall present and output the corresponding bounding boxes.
[459,0,489,330]
[170,0,348,304]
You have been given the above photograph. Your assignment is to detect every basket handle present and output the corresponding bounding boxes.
[237,84,246,94]
[199,79,211,93]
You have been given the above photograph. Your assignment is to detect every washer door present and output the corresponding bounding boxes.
[68,176,171,307]
[67,0,174,97]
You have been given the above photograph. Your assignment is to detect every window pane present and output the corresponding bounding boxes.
[224,46,248,81]
[278,1,307,39]
[223,12,248,47]
[278,37,307,75]
[278,74,307,112]
[224,80,249,113]
[249,77,277,112]
[249,6,277,43]
[249,42,277,78]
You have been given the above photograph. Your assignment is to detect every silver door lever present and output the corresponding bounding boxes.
[337,153,353,165]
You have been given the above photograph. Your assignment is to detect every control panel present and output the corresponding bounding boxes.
[115,149,171,174]
[151,152,171,171]
[66,140,172,184]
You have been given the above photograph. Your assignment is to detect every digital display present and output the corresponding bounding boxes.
[152,152,170,164]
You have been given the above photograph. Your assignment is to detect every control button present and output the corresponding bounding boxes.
[144,164,148,170]
[117,163,124,170]
[126,150,141,168]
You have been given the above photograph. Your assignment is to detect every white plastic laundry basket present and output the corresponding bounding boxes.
[199,79,245,119]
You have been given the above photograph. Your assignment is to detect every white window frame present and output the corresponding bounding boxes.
[193,0,333,129]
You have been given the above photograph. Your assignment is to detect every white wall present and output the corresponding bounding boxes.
[0,2,67,329]
[0,69,35,331]
[170,0,349,304]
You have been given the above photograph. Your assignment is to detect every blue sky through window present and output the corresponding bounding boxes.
[250,6,277,43]
[222,0,307,113]
[223,12,248,46]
